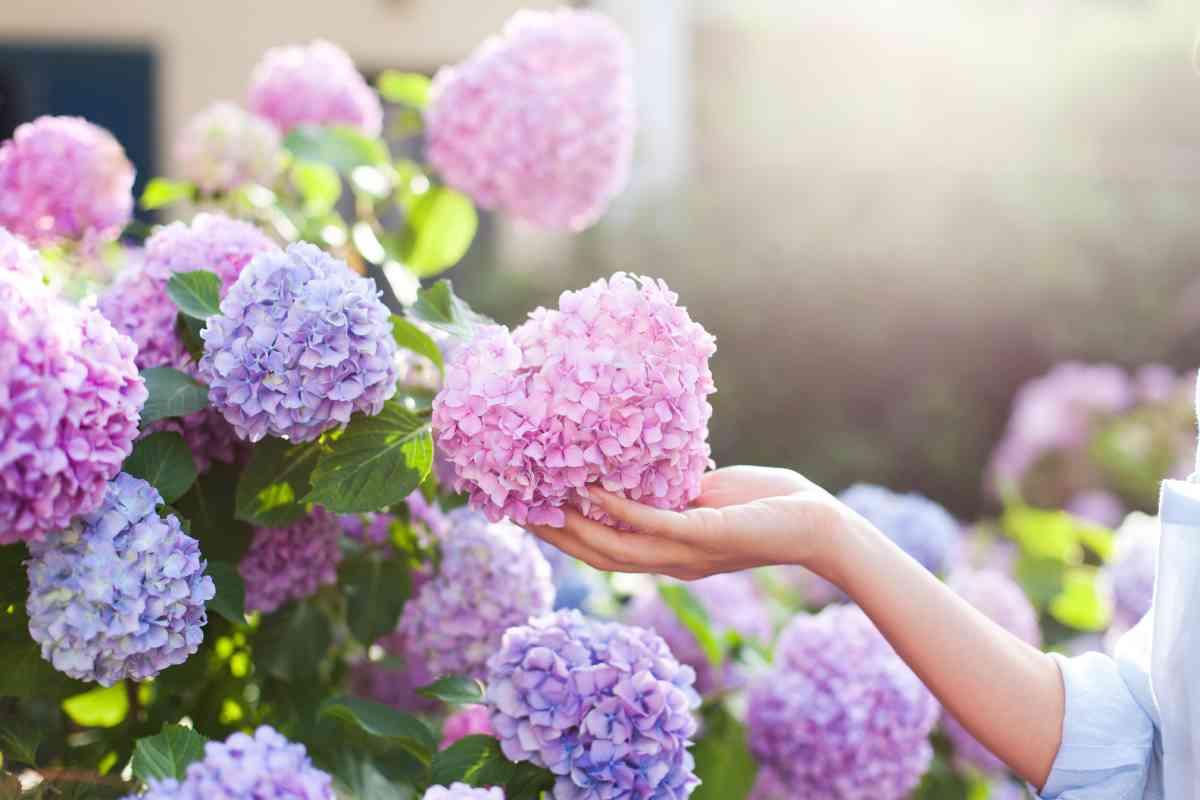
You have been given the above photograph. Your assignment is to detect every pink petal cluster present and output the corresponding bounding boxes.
[439,704,495,749]
[176,101,284,194]
[425,8,635,231]
[433,274,716,528]
[248,40,382,136]
[0,116,134,246]
[0,228,42,276]
[238,508,344,614]
[0,269,146,543]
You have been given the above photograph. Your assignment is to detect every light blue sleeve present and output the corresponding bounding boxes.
[1036,651,1156,799]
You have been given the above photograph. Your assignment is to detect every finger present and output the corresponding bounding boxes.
[559,507,702,573]
[585,488,691,539]
[527,523,630,572]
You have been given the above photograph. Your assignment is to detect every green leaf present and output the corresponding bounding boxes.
[504,763,557,800]
[400,187,478,277]
[291,160,343,216]
[61,684,129,728]
[376,71,431,109]
[416,675,484,706]
[305,401,433,513]
[390,315,443,374]
[658,582,724,667]
[123,431,198,503]
[353,221,387,265]
[319,696,436,759]
[1049,567,1112,632]
[1015,555,1065,611]
[0,634,85,700]
[256,602,333,681]
[431,735,515,788]
[1002,505,1083,564]
[141,178,195,210]
[130,725,207,783]
[0,544,26,607]
[165,270,222,321]
[175,314,205,362]
[690,703,757,800]
[284,125,389,174]
[340,553,412,645]
[174,462,252,563]
[1075,523,1115,562]
[205,561,245,624]
[329,748,417,800]
[0,715,42,766]
[410,280,493,340]
[235,437,321,526]
[140,367,209,425]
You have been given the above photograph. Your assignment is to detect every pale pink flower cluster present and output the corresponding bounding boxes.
[176,101,283,194]
[248,40,382,137]
[433,274,716,528]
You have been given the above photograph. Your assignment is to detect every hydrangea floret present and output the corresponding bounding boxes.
[239,508,343,614]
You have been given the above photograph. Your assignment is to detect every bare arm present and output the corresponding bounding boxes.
[530,466,1064,788]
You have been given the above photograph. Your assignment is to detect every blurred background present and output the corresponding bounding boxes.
[4,0,1200,517]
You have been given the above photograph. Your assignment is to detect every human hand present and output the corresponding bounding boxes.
[529,466,852,581]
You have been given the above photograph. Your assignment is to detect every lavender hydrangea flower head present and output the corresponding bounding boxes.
[426,9,634,231]
[26,473,214,686]
[248,40,382,136]
[433,274,716,528]
[1102,511,1159,629]
[487,609,701,800]
[942,569,1040,774]
[199,242,399,443]
[0,227,42,276]
[627,572,771,694]
[398,509,553,680]
[129,726,334,800]
[748,605,938,800]
[176,101,284,194]
[0,116,134,247]
[1066,489,1125,528]
[839,484,961,574]
[439,705,495,749]
[1,271,146,543]
[239,508,343,614]
[143,212,279,289]
[537,541,609,612]
[422,786,504,800]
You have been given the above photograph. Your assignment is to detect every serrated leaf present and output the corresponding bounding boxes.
[235,437,320,526]
[390,315,443,374]
[284,125,389,174]
[0,715,42,766]
[130,725,207,783]
[175,314,205,361]
[319,696,436,760]
[292,160,343,216]
[409,280,493,340]
[304,402,433,513]
[416,675,484,706]
[1049,567,1112,632]
[174,462,252,563]
[255,602,333,681]
[504,762,557,800]
[691,703,756,800]
[205,561,245,624]
[400,187,477,277]
[658,582,724,667]
[140,367,209,425]
[123,431,198,503]
[141,178,195,210]
[165,270,222,321]
[376,71,431,109]
[340,554,412,645]
[430,735,514,788]
[61,684,129,728]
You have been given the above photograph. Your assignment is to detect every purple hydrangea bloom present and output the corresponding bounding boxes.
[486,609,701,800]
[248,40,382,136]
[0,116,134,247]
[439,704,495,749]
[537,541,608,612]
[406,489,450,541]
[422,786,504,800]
[426,8,634,231]
[942,569,1040,774]
[129,726,334,800]
[626,572,771,694]
[398,509,554,680]
[340,511,394,546]
[748,605,938,800]
[199,242,398,443]
[26,473,215,686]
[0,227,42,276]
[348,646,439,714]
[1065,489,1125,528]
[176,101,283,194]
[142,212,279,289]
[0,271,146,543]
[433,274,716,528]
[239,508,343,614]
[839,484,961,575]
[1103,511,1159,629]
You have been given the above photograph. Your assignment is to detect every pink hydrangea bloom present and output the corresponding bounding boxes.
[0,270,146,543]
[425,8,635,231]
[439,705,494,749]
[176,101,283,194]
[0,116,134,246]
[433,273,716,528]
[248,40,382,136]
[0,228,42,276]
[238,509,343,614]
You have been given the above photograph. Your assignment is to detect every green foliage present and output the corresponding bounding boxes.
[399,187,478,277]
[130,725,207,783]
[165,270,222,320]
[123,431,198,503]
[0,715,42,766]
[658,582,724,667]
[255,602,334,682]
[1049,567,1112,631]
[204,561,246,624]
[141,178,195,210]
[430,736,555,799]
[690,703,757,800]
[291,161,343,216]
[416,675,484,706]
[284,126,389,174]
[390,315,444,374]
[139,367,209,425]
[235,437,321,526]
[174,462,252,563]
[61,685,128,729]
[409,280,493,340]
[339,552,412,646]
[376,71,431,110]
[318,696,435,763]
[305,402,433,513]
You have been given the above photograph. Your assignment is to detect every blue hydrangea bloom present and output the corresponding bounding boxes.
[128,726,334,799]
[198,242,398,443]
[26,473,215,686]
[839,483,961,574]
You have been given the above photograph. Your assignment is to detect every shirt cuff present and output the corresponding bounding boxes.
[1159,479,1200,526]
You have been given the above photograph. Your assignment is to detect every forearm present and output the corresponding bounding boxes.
[819,510,1064,788]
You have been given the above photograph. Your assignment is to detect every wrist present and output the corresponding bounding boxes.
[795,497,878,590]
